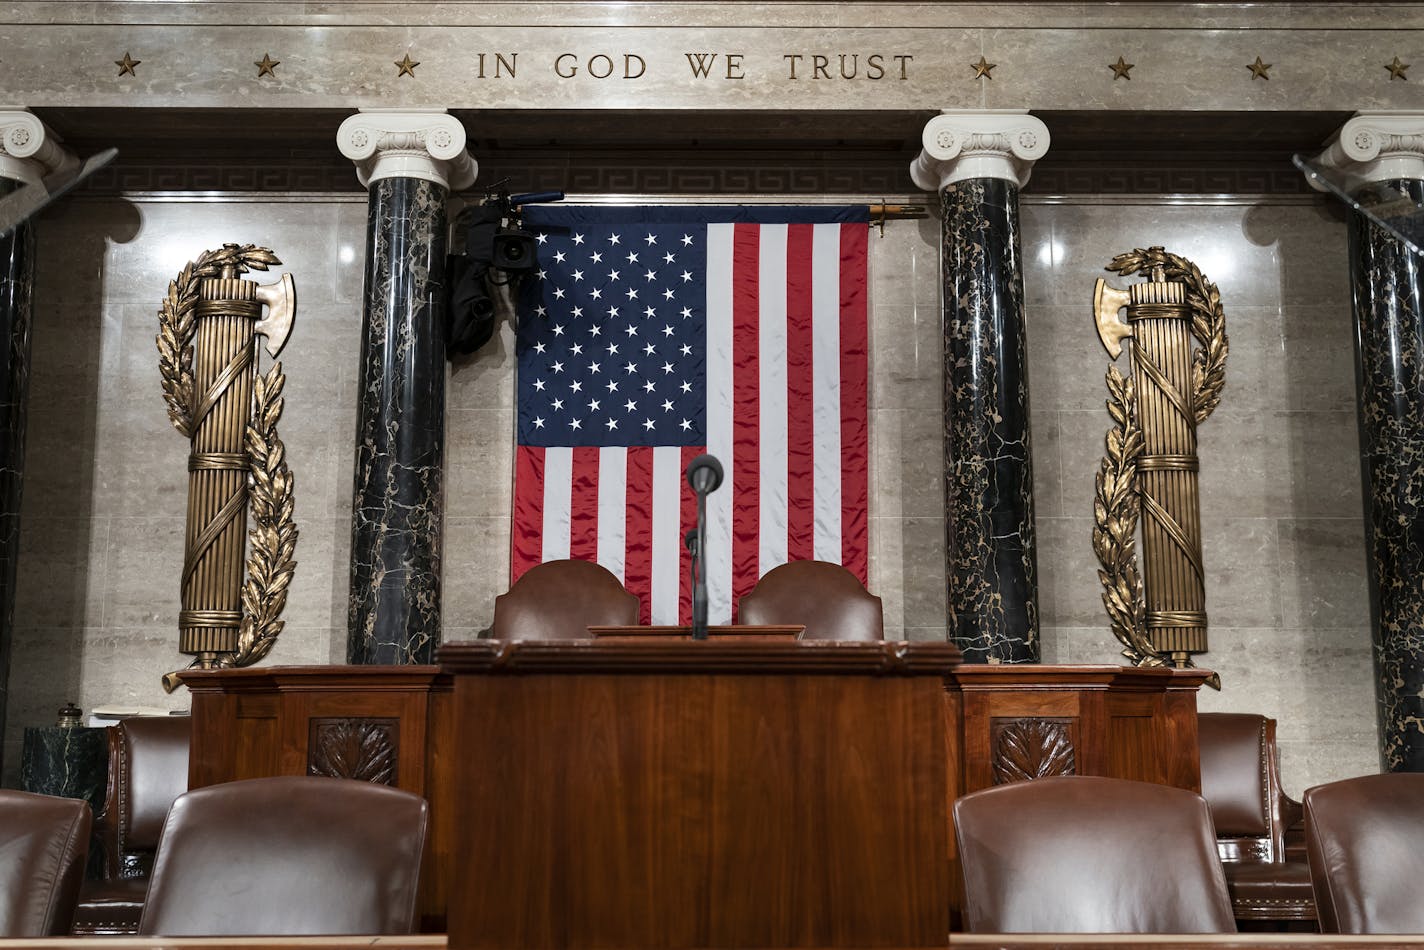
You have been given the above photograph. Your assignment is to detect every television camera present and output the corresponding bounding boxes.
[446,187,564,357]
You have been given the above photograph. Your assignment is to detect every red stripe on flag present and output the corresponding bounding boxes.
[678,445,700,625]
[731,223,762,614]
[624,446,655,625]
[568,446,601,562]
[511,445,546,584]
[839,223,870,584]
[785,223,816,562]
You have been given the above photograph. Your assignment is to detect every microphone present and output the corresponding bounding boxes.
[684,454,723,641]
[687,454,724,495]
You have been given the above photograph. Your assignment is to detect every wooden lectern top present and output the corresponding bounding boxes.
[437,637,962,675]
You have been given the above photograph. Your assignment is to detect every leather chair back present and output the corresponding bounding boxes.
[73,716,192,936]
[139,776,428,936]
[1305,772,1424,934]
[1199,713,1278,855]
[953,775,1236,933]
[737,559,883,640]
[0,790,92,937]
[492,558,639,639]
[1197,713,1314,923]
[105,715,191,876]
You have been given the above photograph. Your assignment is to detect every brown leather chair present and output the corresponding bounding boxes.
[72,715,191,935]
[1198,713,1315,924]
[737,559,883,640]
[953,775,1236,933]
[1304,772,1424,934]
[0,790,92,936]
[139,776,428,936]
[492,558,639,639]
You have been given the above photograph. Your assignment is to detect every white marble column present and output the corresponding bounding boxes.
[0,110,75,772]
[912,111,1049,664]
[337,110,476,665]
[1307,113,1424,772]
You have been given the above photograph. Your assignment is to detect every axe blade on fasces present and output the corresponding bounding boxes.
[1093,278,1134,360]
[252,273,296,358]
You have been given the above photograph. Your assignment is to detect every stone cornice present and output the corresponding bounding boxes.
[1308,113,1424,193]
[0,13,1418,113]
[910,112,1049,190]
[0,110,78,185]
[337,110,477,190]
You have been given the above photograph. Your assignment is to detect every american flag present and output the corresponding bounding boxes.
[512,205,869,625]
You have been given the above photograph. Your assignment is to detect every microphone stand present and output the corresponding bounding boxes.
[690,487,709,641]
[684,453,721,642]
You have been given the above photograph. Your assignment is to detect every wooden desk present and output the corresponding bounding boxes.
[183,658,1210,941]
[440,638,960,949]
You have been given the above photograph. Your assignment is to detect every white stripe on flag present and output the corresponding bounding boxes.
[541,446,573,562]
[811,223,844,562]
[758,223,789,576]
[597,446,627,582]
[649,446,683,625]
[705,223,735,624]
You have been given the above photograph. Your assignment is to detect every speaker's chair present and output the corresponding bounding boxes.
[737,559,883,640]
[492,558,639,640]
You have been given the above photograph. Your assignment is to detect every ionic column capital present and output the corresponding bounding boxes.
[910,111,1050,191]
[1308,113,1424,193]
[337,109,477,191]
[0,109,78,185]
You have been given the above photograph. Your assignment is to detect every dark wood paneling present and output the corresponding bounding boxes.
[183,657,1209,942]
[443,640,956,949]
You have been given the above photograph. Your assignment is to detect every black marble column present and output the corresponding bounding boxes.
[940,178,1040,663]
[347,176,448,665]
[1349,178,1424,771]
[0,176,34,771]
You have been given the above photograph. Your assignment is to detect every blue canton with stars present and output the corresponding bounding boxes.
[517,207,707,448]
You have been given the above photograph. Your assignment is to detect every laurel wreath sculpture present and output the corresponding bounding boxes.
[230,365,296,668]
[1093,246,1227,689]
[157,244,296,679]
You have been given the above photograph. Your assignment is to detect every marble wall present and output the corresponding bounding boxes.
[1,191,1377,795]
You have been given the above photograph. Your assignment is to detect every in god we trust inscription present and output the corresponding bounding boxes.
[450,49,915,82]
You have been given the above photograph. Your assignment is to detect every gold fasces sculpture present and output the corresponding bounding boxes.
[1091,246,1227,688]
[156,244,298,692]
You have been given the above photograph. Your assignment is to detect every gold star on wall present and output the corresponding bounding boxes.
[394,53,420,77]
[970,56,996,80]
[255,53,279,78]
[1247,56,1272,80]
[114,52,140,76]
[1109,56,1135,80]
[1387,56,1410,80]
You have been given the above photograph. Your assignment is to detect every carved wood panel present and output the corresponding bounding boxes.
[307,717,399,785]
[990,717,1076,785]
